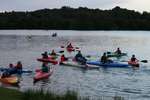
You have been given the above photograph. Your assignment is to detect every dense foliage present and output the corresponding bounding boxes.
[1,6,150,30]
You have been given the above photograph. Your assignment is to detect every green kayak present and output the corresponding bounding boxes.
[106,52,127,57]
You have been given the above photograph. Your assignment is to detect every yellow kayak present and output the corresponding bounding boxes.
[0,76,19,85]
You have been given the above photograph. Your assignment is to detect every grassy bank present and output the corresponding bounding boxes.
[0,87,85,100]
[0,87,124,100]
[23,90,83,100]
[0,87,22,100]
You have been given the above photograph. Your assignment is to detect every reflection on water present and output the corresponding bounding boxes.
[0,30,150,100]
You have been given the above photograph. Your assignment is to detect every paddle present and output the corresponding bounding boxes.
[58,50,64,53]
[75,47,79,49]
[121,60,148,63]
[140,60,148,63]
[0,67,33,73]
[48,50,64,55]
[61,45,79,49]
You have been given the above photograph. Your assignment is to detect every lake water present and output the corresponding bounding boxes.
[0,30,150,100]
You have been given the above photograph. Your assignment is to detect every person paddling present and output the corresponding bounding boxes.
[9,63,14,68]
[41,63,49,73]
[131,55,138,62]
[75,51,87,65]
[1,71,10,78]
[42,51,48,59]
[67,43,73,48]
[115,48,122,54]
[101,53,108,64]
[1,63,13,78]
[50,49,57,56]
[60,54,68,63]
[15,61,22,70]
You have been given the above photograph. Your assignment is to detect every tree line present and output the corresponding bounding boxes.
[0,6,150,30]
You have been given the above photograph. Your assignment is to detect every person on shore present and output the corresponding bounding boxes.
[41,63,49,73]
[115,48,122,54]
[42,51,48,59]
[75,51,87,65]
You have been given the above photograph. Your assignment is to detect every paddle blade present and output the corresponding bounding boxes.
[75,47,79,49]
[59,50,64,53]
[141,60,148,63]
[86,55,91,58]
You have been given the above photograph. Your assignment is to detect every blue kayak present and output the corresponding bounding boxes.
[0,68,32,74]
[86,61,129,67]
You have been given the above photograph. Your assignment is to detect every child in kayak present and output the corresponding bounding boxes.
[75,51,87,65]
[60,54,68,63]
[41,63,49,73]
[115,48,122,54]
[50,49,57,56]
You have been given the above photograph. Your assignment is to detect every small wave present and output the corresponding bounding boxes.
[122,88,142,94]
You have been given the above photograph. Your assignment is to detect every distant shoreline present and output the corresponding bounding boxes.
[0,28,150,31]
[0,6,150,30]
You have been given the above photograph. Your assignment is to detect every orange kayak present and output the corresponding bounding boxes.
[128,60,139,67]
[0,76,19,85]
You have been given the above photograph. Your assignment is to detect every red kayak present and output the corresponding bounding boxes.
[33,69,53,82]
[37,57,58,65]
[128,60,139,67]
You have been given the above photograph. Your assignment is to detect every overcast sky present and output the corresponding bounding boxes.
[1,0,150,12]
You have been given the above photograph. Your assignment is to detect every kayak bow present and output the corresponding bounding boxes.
[0,76,19,85]
[87,61,129,68]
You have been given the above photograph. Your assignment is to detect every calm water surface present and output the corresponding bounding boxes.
[0,30,150,100]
